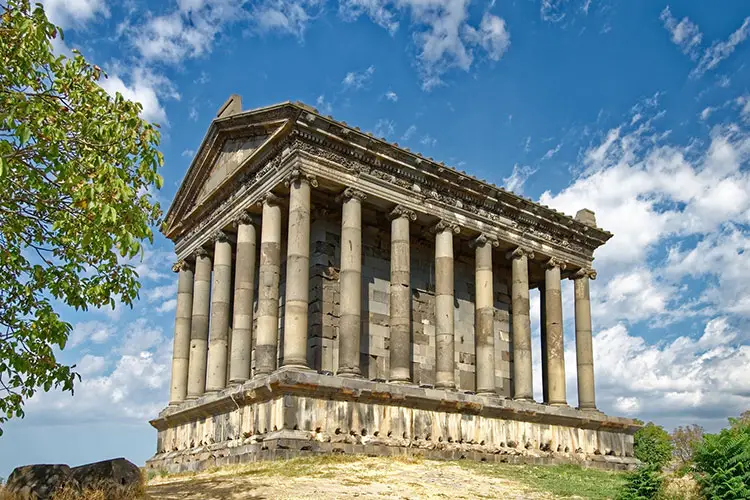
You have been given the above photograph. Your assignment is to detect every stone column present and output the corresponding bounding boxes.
[187,249,212,399]
[507,247,535,401]
[434,220,460,390]
[229,213,257,384]
[389,206,416,383]
[473,234,498,395]
[255,193,283,376]
[573,268,598,410]
[282,169,317,369]
[169,260,194,405]
[206,231,233,393]
[337,188,366,377]
[544,257,567,406]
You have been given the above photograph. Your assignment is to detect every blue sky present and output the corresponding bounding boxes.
[2,0,750,477]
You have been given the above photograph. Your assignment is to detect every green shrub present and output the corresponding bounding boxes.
[693,417,750,500]
[634,422,673,467]
[618,464,664,500]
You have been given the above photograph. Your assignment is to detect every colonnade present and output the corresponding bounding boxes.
[168,175,598,411]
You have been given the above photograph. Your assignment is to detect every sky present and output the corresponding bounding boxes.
[2,0,750,477]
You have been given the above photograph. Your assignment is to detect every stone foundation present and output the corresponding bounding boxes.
[147,369,638,472]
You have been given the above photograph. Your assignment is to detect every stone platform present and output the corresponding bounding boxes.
[146,369,639,472]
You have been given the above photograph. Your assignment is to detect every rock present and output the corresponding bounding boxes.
[70,457,142,492]
[5,464,79,499]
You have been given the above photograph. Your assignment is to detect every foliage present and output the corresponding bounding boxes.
[0,0,163,432]
[634,422,673,468]
[693,415,750,500]
[671,424,704,466]
[617,464,664,500]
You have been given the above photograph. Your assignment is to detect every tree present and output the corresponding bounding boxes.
[0,0,163,433]
[633,422,673,468]
[671,424,704,465]
[693,414,750,499]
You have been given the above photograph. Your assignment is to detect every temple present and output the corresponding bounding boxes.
[146,96,639,472]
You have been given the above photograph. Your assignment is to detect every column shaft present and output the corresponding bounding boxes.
[389,207,414,383]
[229,216,257,384]
[544,259,567,406]
[206,233,233,392]
[474,236,496,394]
[509,248,534,401]
[540,284,548,403]
[169,262,194,404]
[187,251,212,399]
[574,271,597,410]
[337,189,365,377]
[434,222,458,389]
[255,195,282,375]
[282,172,314,368]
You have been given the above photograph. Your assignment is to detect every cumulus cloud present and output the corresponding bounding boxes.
[41,0,109,28]
[69,321,114,348]
[99,68,179,125]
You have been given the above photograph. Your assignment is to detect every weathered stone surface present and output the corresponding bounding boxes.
[71,458,142,492]
[6,464,78,499]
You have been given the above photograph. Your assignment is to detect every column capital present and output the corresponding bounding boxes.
[470,233,499,249]
[506,247,535,261]
[172,260,193,273]
[211,230,230,244]
[192,247,210,260]
[337,187,367,202]
[389,205,417,221]
[571,267,597,280]
[257,191,283,207]
[432,219,461,234]
[232,211,256,228]
[284,168,318,188]
[545,257,567,271]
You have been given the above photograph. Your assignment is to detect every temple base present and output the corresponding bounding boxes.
[146,369,639,473]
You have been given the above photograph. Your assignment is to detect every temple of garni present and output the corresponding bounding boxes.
[146,95,639,472]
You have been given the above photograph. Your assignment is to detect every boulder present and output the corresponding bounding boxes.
[5,464,78,499]
[70,457,142,491]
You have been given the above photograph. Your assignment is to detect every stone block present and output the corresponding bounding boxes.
[6,464,77,499]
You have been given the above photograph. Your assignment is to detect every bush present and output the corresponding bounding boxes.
[618,464,664,500]
[634,422,673,468]
[693,416,750,500]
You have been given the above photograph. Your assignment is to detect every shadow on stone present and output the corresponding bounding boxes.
[5,464,78,500]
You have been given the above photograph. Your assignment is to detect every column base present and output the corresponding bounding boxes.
[578,405,600,412]
[337,369,362,378]
[476,391,498,397]
[277,364,314,373]
[229,378,248,386]
[435,383,456,390]
[548,401,569,407]
[388,379,412,385]
[513,396,536,403]
[185,395,200,401]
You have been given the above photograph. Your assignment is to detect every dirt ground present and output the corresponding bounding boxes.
[146,456,554,499]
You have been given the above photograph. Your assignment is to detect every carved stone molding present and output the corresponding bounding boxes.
[284,167,318,188]
[470,233,500,248]
[171,260,194,273]
[506,247,535,261]
[233,211,256,227]
[571,268,597,280]
[432,219,461,235]
[336,187,367,203]
[545,257,568,271]
[212,230,230,244]
[388,205,417,221]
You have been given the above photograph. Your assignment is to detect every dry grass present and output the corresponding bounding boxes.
[0,476,148,500]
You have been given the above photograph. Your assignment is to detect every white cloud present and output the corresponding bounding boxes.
[77,354,107,376]
[385,90,398,102]
[342,65,375,89]
[41,0,109,28]
[540,0,566,23]
[464,13,510,62]
[189,106,199,121]
[503,164,537,194]
[99,68,179,125]
[251,0,323,38]
[69,321,114,348]
[691,17,750,78]
[541,142,562,160]
[660,6,702,59]
[401,124,417,141]
[737,95,750,122]
[420,133,437,147]
[181,149,195,157]
[374,118,395,138]
[339,0,399,33]
[156,299,177,314]
[316,94,333,114]
[700,107,714,121]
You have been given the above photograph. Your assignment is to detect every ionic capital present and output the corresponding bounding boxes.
[389,205,417,221]
[432,219,461,235]
[545,257,567,271]
[284,168,318,188]
[257,191,282,207]
[171,260,193,273]
[571,268,597,280]
[506,247,535,261]
[211,230,230,244]
[470,233,499,249]
[337,187,367,203]
[232,211,255,228]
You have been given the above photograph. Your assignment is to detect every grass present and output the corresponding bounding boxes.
[454,461,629,499]
[0,478,148,500]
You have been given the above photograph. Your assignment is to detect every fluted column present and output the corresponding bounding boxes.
[473,234,498,395]
[206,231,233,392]
[434,220,460,389]
[337,188,366,377]
[389,206,416,383]
[255,193,283,376]
[169,260,194,405]
[187,249,212,399]
[507,247,535,401]
[573,268,597,410]
[229,213,257,384]
[282,169,317,368]
[544,257,567,406]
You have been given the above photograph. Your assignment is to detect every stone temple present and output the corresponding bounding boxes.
[146,95,639,472]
